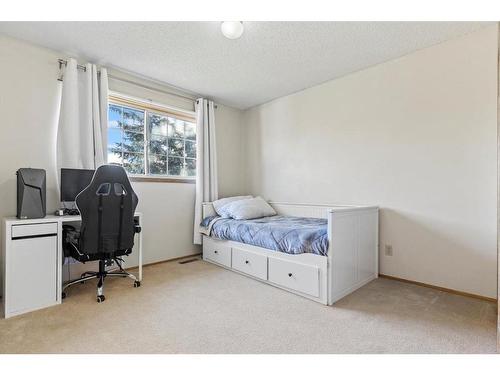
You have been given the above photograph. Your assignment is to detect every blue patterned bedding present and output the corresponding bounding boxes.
[200,215,328,256]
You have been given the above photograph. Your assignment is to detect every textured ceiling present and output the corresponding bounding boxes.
[0,22,491,109]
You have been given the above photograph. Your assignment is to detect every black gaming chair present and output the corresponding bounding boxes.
[62,165,141,303]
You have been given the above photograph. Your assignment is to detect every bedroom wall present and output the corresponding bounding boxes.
[0,34,245,267]
[243,25,499,298]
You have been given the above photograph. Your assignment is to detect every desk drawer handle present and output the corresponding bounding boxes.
[245,260,249,264]
[214,250,218,254]
[288,273,293,277]
[12,233,57,241]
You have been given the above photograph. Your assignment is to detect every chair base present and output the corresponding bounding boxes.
[62,259,140,303]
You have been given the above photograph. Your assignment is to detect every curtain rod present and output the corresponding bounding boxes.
[57,58,214,107]
[58,58,87,71]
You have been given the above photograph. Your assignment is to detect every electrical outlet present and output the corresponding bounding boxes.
[384,244,393,256]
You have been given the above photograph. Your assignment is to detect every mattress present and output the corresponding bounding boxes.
[200,215,328,256]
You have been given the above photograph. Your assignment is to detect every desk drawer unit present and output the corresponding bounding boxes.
[12,222,57,238]
[6,223,58,316]
[232,247,268,280]
[268,257,320,297]
[203,238,231,268]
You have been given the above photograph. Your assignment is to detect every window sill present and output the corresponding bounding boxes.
[129,175,196,184]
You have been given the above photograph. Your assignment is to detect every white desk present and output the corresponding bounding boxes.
[1,212,142,318]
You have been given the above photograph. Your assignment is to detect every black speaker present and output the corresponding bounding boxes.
[16,168,46,219]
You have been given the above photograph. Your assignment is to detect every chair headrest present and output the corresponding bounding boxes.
[76,164,137,204]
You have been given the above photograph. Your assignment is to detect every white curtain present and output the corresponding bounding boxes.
[57,58,108,174]
[193,98,218,244]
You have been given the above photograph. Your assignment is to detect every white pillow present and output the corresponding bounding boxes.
[223,196,276,220]
[212,195,253,218]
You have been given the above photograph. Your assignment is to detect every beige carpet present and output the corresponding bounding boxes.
[0,258,497,353]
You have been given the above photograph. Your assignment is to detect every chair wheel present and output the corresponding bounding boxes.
[134,281,141,288]
[61,292,66,299]
[97,295,105,303]
[80,281,85,284]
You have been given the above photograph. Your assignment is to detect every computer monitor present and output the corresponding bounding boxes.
[60,168,95,205]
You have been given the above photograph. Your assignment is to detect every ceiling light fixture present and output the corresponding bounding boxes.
[221,21,244,40]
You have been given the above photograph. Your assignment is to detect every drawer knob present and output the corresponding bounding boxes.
[245,260,249,264]
[214,250,218,254]
[288,273,293,277]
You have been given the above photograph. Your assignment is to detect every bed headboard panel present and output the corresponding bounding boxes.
[202,202,216,219]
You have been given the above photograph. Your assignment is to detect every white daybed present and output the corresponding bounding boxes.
[201,201,379,305]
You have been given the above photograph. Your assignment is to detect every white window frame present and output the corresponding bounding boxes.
[108,92,197,184]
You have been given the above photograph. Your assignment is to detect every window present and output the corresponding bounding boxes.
[107,95,196,179]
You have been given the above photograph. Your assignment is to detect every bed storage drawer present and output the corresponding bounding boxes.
[268,257,320,297]
[231,247,268,280]
[203,237,231,267]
